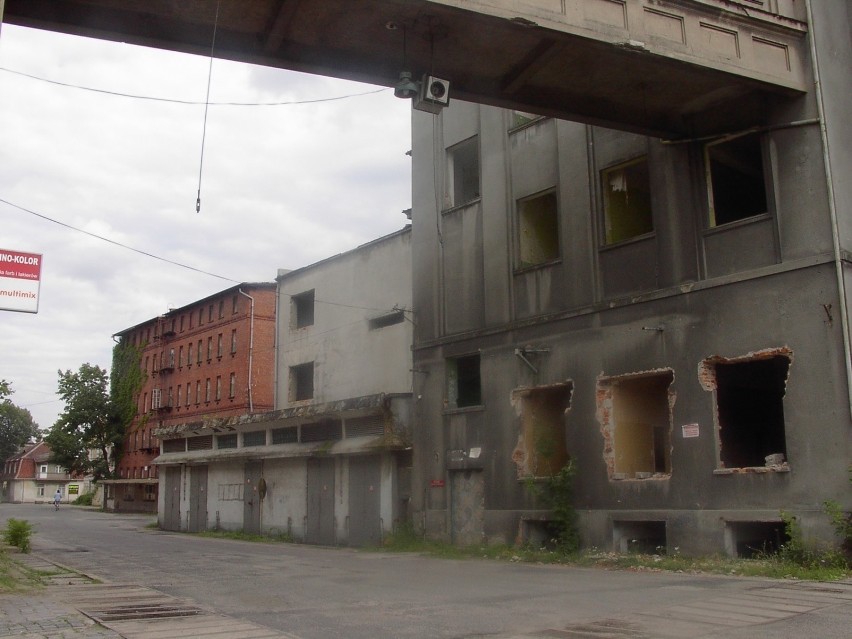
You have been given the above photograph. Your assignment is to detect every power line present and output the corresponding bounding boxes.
[0,196,239,283]
[1,195,410,315]
[0,66,389,106]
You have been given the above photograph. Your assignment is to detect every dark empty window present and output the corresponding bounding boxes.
[518,191,560,268]
[447,354,481,408]
[707,134,767,227]
[714,355,790,469]
[448,136,479,207]
[290,362,314,401]
[292,290,315,329]
[602,157,653,245]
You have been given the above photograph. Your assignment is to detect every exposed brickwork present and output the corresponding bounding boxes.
[113,284,277,486]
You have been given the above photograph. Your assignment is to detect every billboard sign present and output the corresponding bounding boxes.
[0,248,43,313]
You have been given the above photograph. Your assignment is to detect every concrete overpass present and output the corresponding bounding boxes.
[1,1,810,137]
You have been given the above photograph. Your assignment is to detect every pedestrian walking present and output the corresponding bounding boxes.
[53,489,61,510]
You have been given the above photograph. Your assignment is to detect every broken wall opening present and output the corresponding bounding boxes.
[613,520,667,554]
[512,383,573,478]
[517,191,560,268]
[598,371,674,479]
[700,351,791,469]
[726,520,788,558]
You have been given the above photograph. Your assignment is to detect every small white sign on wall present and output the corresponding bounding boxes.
[682,423,700,438]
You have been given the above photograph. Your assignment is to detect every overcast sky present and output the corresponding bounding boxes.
[0,23,412,431]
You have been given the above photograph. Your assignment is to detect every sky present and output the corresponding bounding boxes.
[0,23,413,432]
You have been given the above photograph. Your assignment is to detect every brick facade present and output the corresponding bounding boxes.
[109,283,276,510]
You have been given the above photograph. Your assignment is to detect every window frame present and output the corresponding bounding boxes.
[600,156,654,246]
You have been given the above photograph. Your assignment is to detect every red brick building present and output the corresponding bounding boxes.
[104,283,276,511]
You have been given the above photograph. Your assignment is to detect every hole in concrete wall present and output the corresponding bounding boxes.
[702,352,791,469]
[727,520,788,558]
[706,133,767,226]
[602,157,653,245]
[613,520,667,554]
[512,383,573,477]
[598,371,674,479]
[518,191,560,268]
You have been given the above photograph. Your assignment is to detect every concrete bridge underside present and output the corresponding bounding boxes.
[2,0,809,137]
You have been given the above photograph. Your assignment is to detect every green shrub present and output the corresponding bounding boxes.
[2,519,33,553]
[73,492,94,506]
[527,461,580,554]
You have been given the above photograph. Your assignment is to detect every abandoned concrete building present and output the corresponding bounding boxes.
[110,283,277,513]
[6,1,849,556]
[154,229,413,545]
[408,8,852,556]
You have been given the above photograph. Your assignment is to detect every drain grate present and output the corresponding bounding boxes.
[82,601,203,622]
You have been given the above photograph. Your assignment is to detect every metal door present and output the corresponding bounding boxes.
[162,466,181,531]
[348,455,382,547]
[306,457,335,545]
[450,469,484,546]
[244,461,263,535]
[188,465,208,533]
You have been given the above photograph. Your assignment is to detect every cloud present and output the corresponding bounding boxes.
[0,24,411,430]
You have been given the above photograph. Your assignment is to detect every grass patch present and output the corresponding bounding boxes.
[195,529,294,544]
[0,551,42,593]
[379,524,851,581]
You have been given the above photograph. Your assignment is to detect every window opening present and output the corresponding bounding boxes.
[518,191,560,268]
[510,110,541,129]
[272,426,298,445]
[292,290,315,329]
[243,430,266,447]
[290,362,314,401]
[727,521,788,558]
[602,157,653,245]
[704,353,790,469]
[447,136,480,207]
[301,419,343,443]
[512,383,572,477]
[707,134,767,226]
[187,435,213,451]
[217,434,237,449]
[447,354,481,408]
[598,371,673,479]
[369,310,405,330]
[613,521,667,554]
[162,438,186,453]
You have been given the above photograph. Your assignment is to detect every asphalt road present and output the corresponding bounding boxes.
[3,504,851,638]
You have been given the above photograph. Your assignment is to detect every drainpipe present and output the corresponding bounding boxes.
[805,0,852,420]
[238,288,255,413]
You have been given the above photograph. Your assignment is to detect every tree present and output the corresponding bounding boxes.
[45,342,145,480]
[0,380,41,462]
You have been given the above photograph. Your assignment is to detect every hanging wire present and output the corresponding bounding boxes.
[196,0,221,214]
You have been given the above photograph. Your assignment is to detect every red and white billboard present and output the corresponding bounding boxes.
[0,248,43,313]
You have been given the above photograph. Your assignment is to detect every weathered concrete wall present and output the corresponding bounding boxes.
[410,59,852,553]
[276,229,412,406]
